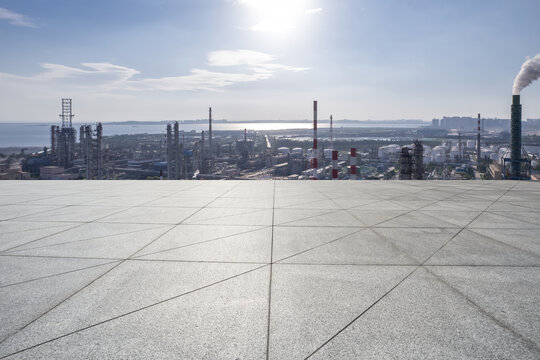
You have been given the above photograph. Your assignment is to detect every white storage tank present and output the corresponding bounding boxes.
[378,144,401,159]
[291,147,303,156]
[277,147,290,155]
[432,146,446,157]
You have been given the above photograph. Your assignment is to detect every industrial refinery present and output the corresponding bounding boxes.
[0,93,535,181]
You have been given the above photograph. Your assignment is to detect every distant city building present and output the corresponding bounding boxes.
[432,116,510,130]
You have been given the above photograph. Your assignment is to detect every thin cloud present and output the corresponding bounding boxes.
[208,50,309,73]
[0,50,309,92]
[208,50,276,67]
[0,7,36,27]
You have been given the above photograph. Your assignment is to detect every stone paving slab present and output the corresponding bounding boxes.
[0,180,539,359]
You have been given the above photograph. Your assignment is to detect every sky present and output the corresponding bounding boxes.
[0,0,539,123]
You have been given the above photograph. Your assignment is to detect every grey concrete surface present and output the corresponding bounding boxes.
[0,180,539,359]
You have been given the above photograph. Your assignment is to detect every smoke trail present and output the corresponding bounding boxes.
[513,54,540,95]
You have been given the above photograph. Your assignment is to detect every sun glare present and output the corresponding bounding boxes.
[241,0,313,34]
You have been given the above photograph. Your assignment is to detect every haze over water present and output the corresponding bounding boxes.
[0,121,424,148]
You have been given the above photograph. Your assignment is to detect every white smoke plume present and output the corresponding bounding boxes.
[513,54,540,95]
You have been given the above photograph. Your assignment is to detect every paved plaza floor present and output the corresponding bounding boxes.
[0,180,539,359]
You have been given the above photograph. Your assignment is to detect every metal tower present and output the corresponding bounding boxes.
[60,99,75,128]
[55,99,76,168]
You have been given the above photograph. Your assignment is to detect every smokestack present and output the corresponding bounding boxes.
[312,101,318,180]
[476,114,481,164]
[511,94,522,177]
[209,107,212,157]
[350,148,357,180]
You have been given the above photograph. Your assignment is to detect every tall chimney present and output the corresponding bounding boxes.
[312,101,318,180]
[476,114,481,163]
[511,95,522,177]
[350,148,357,180]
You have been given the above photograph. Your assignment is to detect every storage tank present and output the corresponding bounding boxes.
[277,147,290,155]
[291,147,303,156]
[432,146,446,157]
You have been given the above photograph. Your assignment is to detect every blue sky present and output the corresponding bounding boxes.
[0,0,539,123]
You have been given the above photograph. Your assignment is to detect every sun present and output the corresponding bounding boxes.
[239,0,312,34]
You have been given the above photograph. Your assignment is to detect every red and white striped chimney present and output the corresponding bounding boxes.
[312,100,318,180]
[350,148,357,180]
[332,150,338,180]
